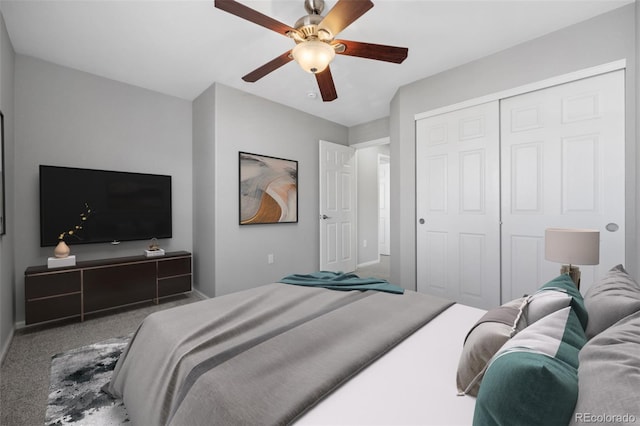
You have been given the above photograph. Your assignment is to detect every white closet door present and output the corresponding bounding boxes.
[501,70,625,299]
[416,101,501,310]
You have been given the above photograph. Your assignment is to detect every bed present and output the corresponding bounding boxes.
[108,266,640,425]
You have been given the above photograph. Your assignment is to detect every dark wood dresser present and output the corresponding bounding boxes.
[25,251,192,325]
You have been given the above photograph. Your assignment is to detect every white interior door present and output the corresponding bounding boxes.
[416,101,501,310]
[501,70,625,299]
[320,140,357,272]
[378,155,390,256]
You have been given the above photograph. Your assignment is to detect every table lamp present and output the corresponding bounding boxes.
[544,228,600,289]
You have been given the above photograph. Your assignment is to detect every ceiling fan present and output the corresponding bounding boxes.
[214,0,408,102]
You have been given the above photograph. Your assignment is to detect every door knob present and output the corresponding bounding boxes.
[419,218,425,224]
[321,214,331,220]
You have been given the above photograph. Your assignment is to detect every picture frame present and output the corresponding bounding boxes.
[0,110,5,236]
[239,152,298,225]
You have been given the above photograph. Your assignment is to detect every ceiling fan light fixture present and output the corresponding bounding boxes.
[214,0,407,101]
[292,40,335,74]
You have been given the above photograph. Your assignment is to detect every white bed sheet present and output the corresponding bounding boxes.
[296,303,486,425]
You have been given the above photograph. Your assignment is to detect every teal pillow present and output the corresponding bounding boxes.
[473,307,586,426]
[475,352,578,426]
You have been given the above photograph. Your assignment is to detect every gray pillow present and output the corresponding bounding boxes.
[515,274,589,333]
[584,264,640,339]
[456,297,525,396]
[570,310,640,425]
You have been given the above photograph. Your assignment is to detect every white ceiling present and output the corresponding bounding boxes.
[0,0,632,127]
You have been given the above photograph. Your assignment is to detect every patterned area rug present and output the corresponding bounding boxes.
[46,336,130,425]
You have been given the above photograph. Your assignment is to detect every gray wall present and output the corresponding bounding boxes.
[350,117,392,267]
[12,56,193,324]
[349,117,389,145]
[192,83,217,297]
[0,11,15,360]
[357,144,389,266]
[390,4,637,290]
[637,0,640,280]
[194,83,348,297]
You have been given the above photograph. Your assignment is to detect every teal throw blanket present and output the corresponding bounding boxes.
[280,271,404,294]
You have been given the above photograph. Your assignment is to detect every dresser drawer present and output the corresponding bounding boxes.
[158,257,191,278]
[158,275,192,298]
[25,293,81,325]
[25,270,81,300]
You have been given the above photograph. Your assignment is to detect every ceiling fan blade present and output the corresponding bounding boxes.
[315,67,338,102]
[319,0,373,38]
[242,51,293,82]
[335,39,408,64]
[215,0,297,36]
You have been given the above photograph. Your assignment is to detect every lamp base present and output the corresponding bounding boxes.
[560,264,581,289]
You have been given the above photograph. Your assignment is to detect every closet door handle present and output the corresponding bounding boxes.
[606,223,619,232]
[419,218,425,225]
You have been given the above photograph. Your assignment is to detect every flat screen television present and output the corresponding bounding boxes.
[39,165,172,247]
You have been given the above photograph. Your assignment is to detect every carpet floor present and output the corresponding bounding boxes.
[356,255,390,282]
[1,293,203,426]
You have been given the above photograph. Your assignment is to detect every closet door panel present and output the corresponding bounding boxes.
[425,231,448,296]
[416,101,501,310]
[562,135,598,212]
[426,155,448,213]
[510,142,543,213]
[509,235,546,300]
[501,70,625,299]
[459,233,487,298]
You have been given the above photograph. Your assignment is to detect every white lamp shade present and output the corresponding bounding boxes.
[292,40,335,74]
[544,228,600,265]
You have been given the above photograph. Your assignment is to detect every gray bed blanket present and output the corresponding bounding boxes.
[108,283,453,425]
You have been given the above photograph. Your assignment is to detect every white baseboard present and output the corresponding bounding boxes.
[0,327,14,366]
[192,288,210,300]
[357,258,381,269]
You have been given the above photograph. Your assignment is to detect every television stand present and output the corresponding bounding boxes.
[24,251,192,325]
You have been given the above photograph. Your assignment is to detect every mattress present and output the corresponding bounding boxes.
[296,303,486,425]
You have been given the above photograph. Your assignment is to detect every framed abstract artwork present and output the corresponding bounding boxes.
[239,152,298,225]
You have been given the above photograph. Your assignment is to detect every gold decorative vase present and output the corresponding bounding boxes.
[54,240,70,258]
